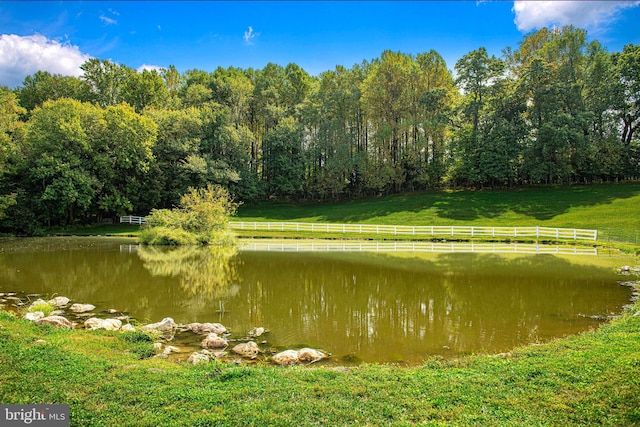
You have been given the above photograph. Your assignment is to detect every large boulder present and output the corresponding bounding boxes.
[200,333,228,349]
[187,322,227,335]
[24,311,44,321]
[48,296,70,307]
[84,318,122,331]
[298,348,327,363]
[232,341,260,359]
[187,351,210,365]
[69,303,96,313]
[141,317,177,337]
[36,315,74,328]
[272,350,299,366]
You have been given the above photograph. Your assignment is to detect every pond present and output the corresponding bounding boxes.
[0,237,633,365]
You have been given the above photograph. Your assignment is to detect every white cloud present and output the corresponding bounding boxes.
[100,15,118,25]
[243,26,259,45]
[136,64,164,73]
[513,1,640,32]
[0,34,91,88]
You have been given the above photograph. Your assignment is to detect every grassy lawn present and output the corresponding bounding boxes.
[237,182,640,231]
[1,298,639,426]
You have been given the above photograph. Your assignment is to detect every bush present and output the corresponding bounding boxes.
[139,184,239,246]
[138,226,198,245]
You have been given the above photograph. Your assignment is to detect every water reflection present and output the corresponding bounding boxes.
[0,237,632,364]
[137,245,240,299]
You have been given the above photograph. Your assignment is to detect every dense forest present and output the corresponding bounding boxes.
[0,26,639,232]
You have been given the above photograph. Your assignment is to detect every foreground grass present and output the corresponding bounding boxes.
[1,299,639,426]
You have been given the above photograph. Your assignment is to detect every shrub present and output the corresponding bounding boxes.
[139,184,239,246]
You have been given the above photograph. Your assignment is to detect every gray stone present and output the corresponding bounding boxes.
[247,327,267,338]
[69,303,96,313]
[48,296,70,307]
[232,341,260,359]
[84,318,122,331]
[24,311,44,321]
[141,317,177,337]
[187,351,210,365]
[272,350,299,366]
[201,333,228,349]
[298,348,327,363]
[187,322,227,335]
[163,345,180,355]
[36,315,74,328]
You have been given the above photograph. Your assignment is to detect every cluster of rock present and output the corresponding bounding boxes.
[21,296,134,332]
[12,293,330,367]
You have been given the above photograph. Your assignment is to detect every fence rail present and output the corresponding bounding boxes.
[119,216,598,241]
[120,215,146,225]
[238,240,599,255]
[229,221,598,241]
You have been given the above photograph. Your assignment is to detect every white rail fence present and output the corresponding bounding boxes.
[119,216,598,241]
[238,240,598,255]
[229,222,598,241]
[120,215,146,225]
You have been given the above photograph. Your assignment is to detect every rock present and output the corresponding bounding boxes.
[232,341,260,359]
[201,333,228,349]
[141,317,177,337]
[163,345,180,355]
[248,327,267,338]
[84,318,122,331]
[153,342,163,351]
[107,309,118,314]
[187,322,227,335]
[298,348,327,363]
[201,349,227,359]
[33,339,47,346]
[272,350,299,366]
[48,296,70,307]
[120,324,136,332]
[84,318,104,330]
[24,311,44,321]
[187,351,210,365]
[36,315,74,328]
[69,303,96,313]
[50,310,64,316]
[102,318,123,331]
[634,311,640,317]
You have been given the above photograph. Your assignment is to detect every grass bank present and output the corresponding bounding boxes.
[1,295,639,426]
[237,182,640,230]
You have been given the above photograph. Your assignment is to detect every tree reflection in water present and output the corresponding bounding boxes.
[137,245,240,299]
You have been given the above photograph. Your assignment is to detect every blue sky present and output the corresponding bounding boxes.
[1,1,639,87]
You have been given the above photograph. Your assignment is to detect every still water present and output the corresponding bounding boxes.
[0,237,632,365]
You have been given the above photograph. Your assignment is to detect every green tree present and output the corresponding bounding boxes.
[21,99,103,225]
[262,117,305,198]
[124,69,169,112]
[612,44,640,177]
[81,58,131,107]
[93,103,157,218]
[18,71,90,112]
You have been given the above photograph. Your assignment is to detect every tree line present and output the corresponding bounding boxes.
[0,26,639,232]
